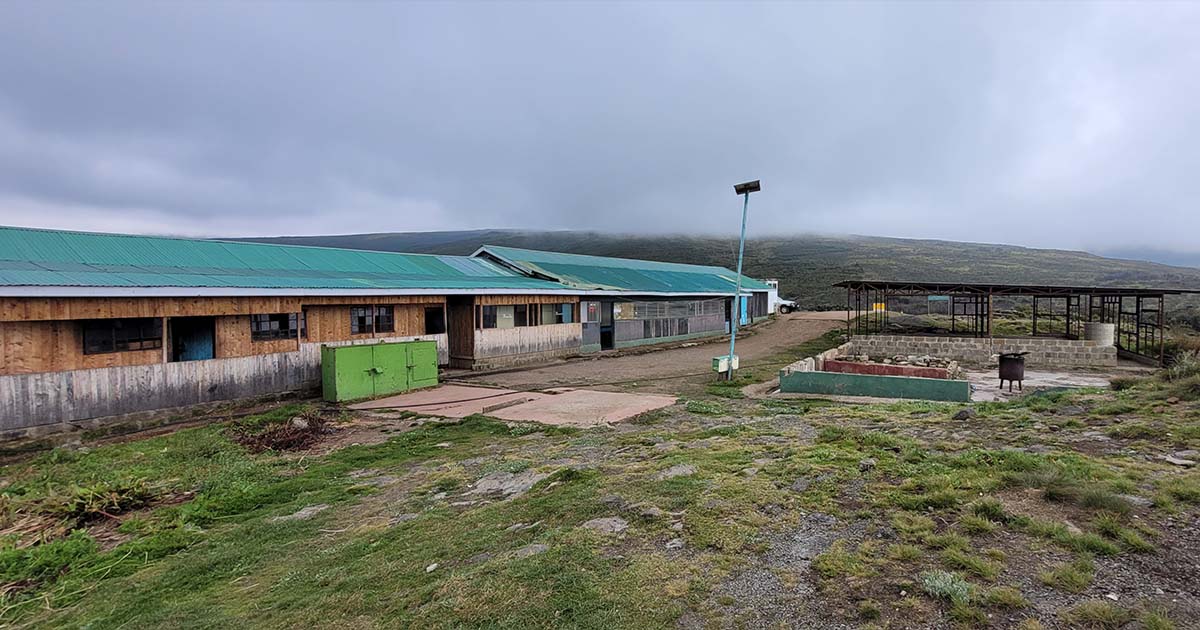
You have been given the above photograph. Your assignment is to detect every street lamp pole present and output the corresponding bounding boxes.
[726,179,760,380]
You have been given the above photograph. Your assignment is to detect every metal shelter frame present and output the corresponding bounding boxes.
[836,280,1200,366]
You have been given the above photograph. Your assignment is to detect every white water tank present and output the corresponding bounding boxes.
[1083,322,1116,347]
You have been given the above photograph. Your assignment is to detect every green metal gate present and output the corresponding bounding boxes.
[321,340,439,402]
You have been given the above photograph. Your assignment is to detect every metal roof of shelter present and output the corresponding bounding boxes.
[475,245,772,295]
[0,226,572,295]
[834,280,1200,297]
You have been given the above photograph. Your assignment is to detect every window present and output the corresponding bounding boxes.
[424,306,446,334]
[82,318,162,354]
[481,305,525,329]
[300,309,308,339]
[250,313,298,341]
[540,303,574,324]
[350,307,373,334]
[584,301,599,323]
[374,306,395,333]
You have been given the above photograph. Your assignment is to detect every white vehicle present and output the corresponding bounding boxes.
[777,299,798,314]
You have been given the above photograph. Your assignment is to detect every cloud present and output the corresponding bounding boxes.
[0,2,1197,250]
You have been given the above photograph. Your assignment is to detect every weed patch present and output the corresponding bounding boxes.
[1039,556,1095,592]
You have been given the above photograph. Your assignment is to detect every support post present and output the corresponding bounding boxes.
[726,191,750,380]
[987,290,993,338]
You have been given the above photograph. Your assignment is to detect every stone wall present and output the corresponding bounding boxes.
[848,335,1117,368]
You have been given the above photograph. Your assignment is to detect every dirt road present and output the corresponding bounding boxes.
[458,312,847,393]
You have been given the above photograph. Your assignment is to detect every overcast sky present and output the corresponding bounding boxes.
[1,2,1198,254]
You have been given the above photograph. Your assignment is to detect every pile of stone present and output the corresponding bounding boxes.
[845,354,964,379]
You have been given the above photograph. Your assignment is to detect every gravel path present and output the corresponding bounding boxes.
[457,312,846,393]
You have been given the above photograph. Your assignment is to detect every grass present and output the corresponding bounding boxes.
[2,355,1197,628]
[1039,556,1095,593]
[1059,600,1132,629]
[941,548,1001,580]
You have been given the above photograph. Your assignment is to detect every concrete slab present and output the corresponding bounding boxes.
[348,384,546,418]
[349,384,676,428]
[489,389,677,427]
[966,369,1116,402]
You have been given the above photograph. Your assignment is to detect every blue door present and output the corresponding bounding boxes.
[171,317,215,362]
[740,297,749,325]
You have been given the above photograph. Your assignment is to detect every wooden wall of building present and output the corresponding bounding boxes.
[303,303,440,343]
[0,295,444,323]
[0,320,163,375]
[214,315,299,359]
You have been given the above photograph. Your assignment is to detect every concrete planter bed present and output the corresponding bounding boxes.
[777,342,970,402]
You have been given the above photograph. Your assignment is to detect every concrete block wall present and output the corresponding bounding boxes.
[781,342,852,376]
[848,335,1117,368]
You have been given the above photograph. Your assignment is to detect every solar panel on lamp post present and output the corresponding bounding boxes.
[724,179,760,380]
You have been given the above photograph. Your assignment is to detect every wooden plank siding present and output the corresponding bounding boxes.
[0,295,444,323]
[214,315,299,359]
[0,296,450,375]
[0,320,162,374]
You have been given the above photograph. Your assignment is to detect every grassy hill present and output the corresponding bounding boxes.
[233,231,1200,325]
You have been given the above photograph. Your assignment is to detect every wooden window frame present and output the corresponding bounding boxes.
[250,313,299,342]
[82,317,163,355]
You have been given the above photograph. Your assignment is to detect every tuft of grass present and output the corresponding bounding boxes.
[924,532,970,550]
[982,585,1028,609]
[857,599,882,620]
[969,498,1009,523]
[1039,556,1095,593]
[959,514,998,535]
[1105,422,1165,440]
[1079,488,1132,514]
[1141,608,1177,630]
[684,400,727,416]
[1108,376,1141,391]
[920,569,972,605]
[1016,619,1046,630]
[1093,514,1155,553]
[812,540,874,579]
[941,547,1002,580]
[888,543,924,562]
[1163,350,1200,382]
[1059,599,1132,629]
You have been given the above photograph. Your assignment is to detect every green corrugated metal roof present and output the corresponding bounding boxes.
[477,245,772,294]
[0,226,566,291]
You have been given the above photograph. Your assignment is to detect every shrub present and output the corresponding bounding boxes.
[1163,350,1200,382]
[921,570,972,605]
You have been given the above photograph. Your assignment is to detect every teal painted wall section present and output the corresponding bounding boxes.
[778,370,970,402]
[580,343,603,354]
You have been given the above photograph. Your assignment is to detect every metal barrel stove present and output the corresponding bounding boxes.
[998,351,1028,392]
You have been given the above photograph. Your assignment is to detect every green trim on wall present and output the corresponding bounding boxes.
[778,370,969,402]
[580,343,603,354]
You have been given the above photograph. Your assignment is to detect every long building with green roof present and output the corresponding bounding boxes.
[0,225,775,438]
